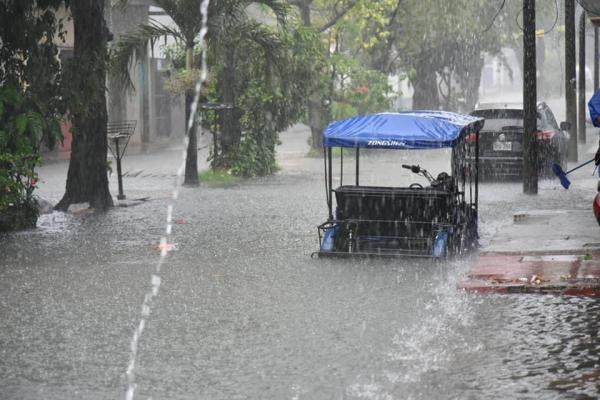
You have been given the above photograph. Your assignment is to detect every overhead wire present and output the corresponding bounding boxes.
[479,0,507,33]
[546,0,560,34]
[575,0,596,14]
[477,0,559,36]
[515,0,559,34]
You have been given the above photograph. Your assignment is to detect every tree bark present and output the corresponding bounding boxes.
[565,0,578,161]
[217,45,240,166]
[595,26,599,91]
[56,0,113,211]
[457,52,484,113]
[290,0,328,152]
[184,88,199,186]
[578,11,586,144]
[308,93,329,149]
[523,0,538,195]
[411,57,440,110]
[183,45,199,186]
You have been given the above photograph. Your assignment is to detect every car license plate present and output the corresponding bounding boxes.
[493,141,512,151]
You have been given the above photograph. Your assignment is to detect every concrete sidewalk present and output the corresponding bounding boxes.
[34,124,313,205]
[460,209,600,296]
[460,136,600,297]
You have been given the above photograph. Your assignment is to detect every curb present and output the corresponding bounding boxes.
[459,252,600,297]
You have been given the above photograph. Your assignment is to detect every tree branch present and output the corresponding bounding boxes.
[317,0,358,32]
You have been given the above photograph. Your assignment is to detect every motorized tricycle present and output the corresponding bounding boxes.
[315,111,485,258]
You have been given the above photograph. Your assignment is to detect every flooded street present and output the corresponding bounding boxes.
[1,127,599,399]
[4,0,600,398]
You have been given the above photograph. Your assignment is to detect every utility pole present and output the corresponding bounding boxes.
[594,26,600,92]
[579,11,587,144]
[523,0,538,194]
[566,0,578,161]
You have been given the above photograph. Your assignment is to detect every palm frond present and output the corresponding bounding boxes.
[235,20,284,67]
[109,21,183,90]
[155,0,203,44]
[245,0,289,27]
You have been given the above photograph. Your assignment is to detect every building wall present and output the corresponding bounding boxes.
[55,1,184,149]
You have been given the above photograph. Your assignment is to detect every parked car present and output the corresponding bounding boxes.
[468,102,570,179]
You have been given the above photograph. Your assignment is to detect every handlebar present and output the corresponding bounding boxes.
[402,164,434,183]
[402,164,421,173]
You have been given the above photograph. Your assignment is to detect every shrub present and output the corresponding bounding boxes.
[0,84,61,231]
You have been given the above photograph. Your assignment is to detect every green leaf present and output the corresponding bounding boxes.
[26,111,45,143]
[49,118,63,148]
[15,114,28,136]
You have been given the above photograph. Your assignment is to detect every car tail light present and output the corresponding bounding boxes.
[466,133,478,143]
[535,130,555,140]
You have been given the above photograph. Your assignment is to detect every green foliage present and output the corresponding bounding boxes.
[0,84,62,231]
[199,169,240,186]
[231,82,280,177]
[113,0,295,179]
[206,23,316,176]
[110,20,184,90]
[0,1,64,230]
[163,69,202,96]
[303,0,550,112]
[329,54,394,120]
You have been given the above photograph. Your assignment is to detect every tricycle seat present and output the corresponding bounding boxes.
[334,185,454,223]
[331,185,455,255]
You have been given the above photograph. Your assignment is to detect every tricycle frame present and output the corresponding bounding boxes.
[316,112,481,259]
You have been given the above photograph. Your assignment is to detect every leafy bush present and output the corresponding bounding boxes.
[0,84,61,231]
[230,82,282,177]
[1,1,64,230]
[329,54,395,121]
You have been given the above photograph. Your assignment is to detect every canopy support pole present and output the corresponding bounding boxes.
[340,147,343,187]
[355,148,360,186]
[328,147,333,220]
[323,145,329,218]
[475,129,479,211]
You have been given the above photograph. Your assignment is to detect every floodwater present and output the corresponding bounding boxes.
[1,126,599,399]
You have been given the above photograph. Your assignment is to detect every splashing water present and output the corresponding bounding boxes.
[124,1,210,399]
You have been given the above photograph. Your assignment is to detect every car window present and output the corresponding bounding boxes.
[471,109,542,131]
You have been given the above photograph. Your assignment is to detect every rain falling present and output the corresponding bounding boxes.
[1,1,600,399]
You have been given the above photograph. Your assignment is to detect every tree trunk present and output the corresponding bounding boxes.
[183,45,199,186]
[578,11,586,144]
[184,88,199,186]
[297,1,312,26]
[217,46,240,166]
[308,93,329,150]
[458,54,484,113]
[56,0,113,211]
[523,0,538,195]
[411,58,440,110]
[565,0,578,161]
[139,56,150,146]
[292,0,327,152]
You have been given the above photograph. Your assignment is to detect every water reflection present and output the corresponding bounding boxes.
[1,150,599,399]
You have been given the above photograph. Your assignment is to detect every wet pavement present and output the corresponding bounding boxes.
[1,124,600,399]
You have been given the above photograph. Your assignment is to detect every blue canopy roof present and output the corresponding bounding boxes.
[323,111,484,149]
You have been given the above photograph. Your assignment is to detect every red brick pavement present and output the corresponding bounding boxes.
[459,252,600,297]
